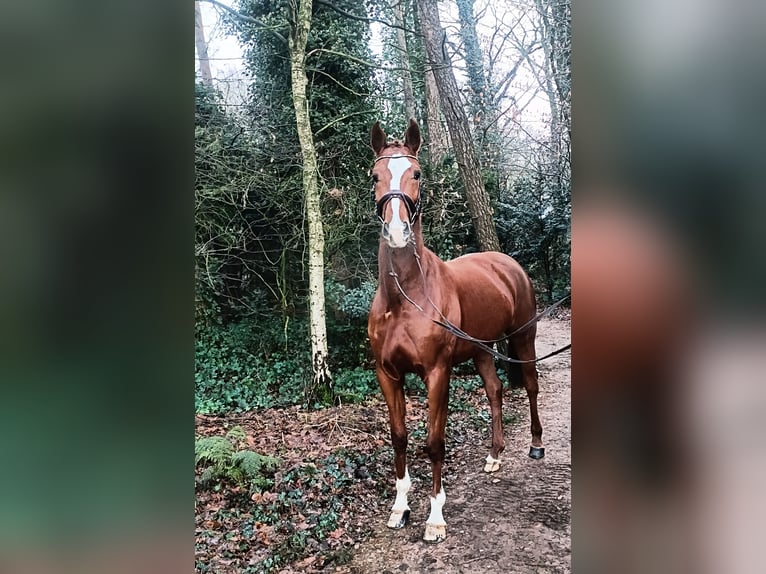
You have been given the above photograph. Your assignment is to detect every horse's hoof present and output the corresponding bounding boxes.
[484,454,501,473]
[387,509,410,529]
[423,522,446,543]
[528,446,545,459]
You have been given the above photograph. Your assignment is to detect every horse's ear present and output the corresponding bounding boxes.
[404,118,421,154]
[370,121,387,155]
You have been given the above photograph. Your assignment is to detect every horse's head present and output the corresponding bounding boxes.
[370,119,422,249]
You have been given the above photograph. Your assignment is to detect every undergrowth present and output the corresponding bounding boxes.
[196,281,378,414]
[195,426,280,492]
[196,435,390,573]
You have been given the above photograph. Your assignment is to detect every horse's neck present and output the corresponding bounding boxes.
[378,230,441,306]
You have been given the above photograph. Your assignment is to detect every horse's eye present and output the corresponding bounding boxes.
[372,173,379,183]
[413,170,421,180]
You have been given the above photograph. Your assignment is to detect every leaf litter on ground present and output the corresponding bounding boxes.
[195,383,516,573]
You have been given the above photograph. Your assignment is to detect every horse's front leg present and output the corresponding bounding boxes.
[423,365,451,543]
[377,367,410,529]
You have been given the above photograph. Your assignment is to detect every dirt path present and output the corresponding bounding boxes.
[343,318,571,574]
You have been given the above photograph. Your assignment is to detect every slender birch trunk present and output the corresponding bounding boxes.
[289,0,332,398]
[194,1,213,86]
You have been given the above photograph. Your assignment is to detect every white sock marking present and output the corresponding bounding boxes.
[392,468,411,512]
[484,453,502,472]
[426,487,446,526]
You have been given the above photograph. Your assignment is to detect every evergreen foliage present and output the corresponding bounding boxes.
[497,164,570,303]
[195,427,280,490]
[194,1,571,414]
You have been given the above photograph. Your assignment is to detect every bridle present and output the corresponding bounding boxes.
[372,153,570,364]
[372,154,423,225]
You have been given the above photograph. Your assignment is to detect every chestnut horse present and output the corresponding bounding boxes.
[367,119,544,543]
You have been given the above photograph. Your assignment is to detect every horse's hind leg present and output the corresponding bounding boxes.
[511,330,545,458]
[498,339,523,389]
[475,352,506,472]
[377,367,411,528]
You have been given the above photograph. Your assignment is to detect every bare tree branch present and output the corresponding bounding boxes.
[198,0,288,45]
[315,110,376,136]
[306,48,413,73]
[315,0,420,35]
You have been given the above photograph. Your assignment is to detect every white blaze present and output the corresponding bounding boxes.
[386,198,408,247]
[383,155,413,248]
[387,155,412,189]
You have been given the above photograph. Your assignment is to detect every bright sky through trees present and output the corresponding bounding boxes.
[196,0,553,138]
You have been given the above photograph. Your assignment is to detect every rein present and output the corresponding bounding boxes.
[387,245,572,365]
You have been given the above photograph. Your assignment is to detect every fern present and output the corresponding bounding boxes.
[195,435,234,466]
[232,450,279,476]
[200,466,218,483]
[195,433,280,490]
[225,425,247,445]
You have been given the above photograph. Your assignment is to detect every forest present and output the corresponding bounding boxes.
[195,0,570,413]
[195,1,570,569]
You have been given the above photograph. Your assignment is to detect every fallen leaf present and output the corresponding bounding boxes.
[329,527,345,539]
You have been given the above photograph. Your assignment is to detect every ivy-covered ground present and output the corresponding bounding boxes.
[195,318,571,573]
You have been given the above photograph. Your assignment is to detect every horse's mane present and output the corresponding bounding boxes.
[383,139,405,149]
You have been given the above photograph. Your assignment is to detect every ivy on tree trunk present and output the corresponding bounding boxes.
[288,0,333,401]
[415,0,500,252]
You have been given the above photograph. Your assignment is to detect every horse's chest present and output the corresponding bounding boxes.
[369,311,450,369]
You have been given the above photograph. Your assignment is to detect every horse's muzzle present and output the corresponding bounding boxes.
[382,220,412,248]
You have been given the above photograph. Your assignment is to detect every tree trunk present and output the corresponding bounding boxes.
[535,0,571,141]
[415,0,500,252]
[289,0,333,399]
[392,1,416,121]
[423,67,448,167]
[194,1,213,86]
[412,0,449,167]
[456,0,501,201]
[534,0,571,157]
[456,0,488,131]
